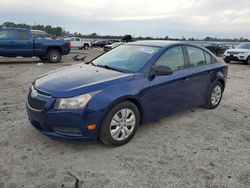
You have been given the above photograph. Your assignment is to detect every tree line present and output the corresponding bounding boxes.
[0,22,249,42]
[0,22,64,37]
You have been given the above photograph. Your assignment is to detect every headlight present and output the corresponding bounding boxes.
[54,91,100,110]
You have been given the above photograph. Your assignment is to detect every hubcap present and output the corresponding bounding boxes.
[110,108,136,141]
[51,52,59,61]
[211,85,222,106]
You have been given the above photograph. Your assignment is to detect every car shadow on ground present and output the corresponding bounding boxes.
[0,59,42,64]
[29,106,206,152]
[229,61,248,65]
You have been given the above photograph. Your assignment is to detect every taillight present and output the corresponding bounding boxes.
[67,41,72,48]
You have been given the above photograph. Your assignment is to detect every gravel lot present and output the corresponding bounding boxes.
[0,48,250,188]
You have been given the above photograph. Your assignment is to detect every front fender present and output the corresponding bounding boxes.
[84,77,147,134]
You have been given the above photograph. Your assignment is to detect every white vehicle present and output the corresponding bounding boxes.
[224,43,250,65]
[63,37,91,50]
[103,42,123,52]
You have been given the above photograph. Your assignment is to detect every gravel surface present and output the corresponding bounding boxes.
[0,49,250,188]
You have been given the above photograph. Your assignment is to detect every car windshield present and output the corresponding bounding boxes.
[93,45,160,73]
[236,43,250,49]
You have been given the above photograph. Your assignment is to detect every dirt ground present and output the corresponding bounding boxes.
[0,48,250,188]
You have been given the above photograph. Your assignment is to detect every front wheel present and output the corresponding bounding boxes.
[100,101,140,146]
[245,56,250,65]
[47,49,62,63]
[204,82,224,109]
[224,58,230,64]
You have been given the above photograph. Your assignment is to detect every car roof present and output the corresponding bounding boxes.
[1,28,30,31]
[128,40,180,47]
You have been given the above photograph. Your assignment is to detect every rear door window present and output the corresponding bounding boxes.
[0,30,15,40]
[204,51,213,64]
[16,30,30,40]
[187,46,206,66]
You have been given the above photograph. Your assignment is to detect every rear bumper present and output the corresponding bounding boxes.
[62,48,71,55]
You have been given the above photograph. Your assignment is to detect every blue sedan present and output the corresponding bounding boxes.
[26,41,228,146]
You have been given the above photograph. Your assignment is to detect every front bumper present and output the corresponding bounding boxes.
[224,54,248,62]
[26,88,99,142]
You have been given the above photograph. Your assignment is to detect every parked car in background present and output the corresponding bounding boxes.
[64,37,91,50]
[31,30,51,39]
[204,43,229,55]
[122,35,133,43]
[26,41,228,146]
[104,42,123,52]
[0,28,71,63]
[224,43,250,65]
[92,40,110,48]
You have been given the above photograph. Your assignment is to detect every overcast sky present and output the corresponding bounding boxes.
[1,0,250,38]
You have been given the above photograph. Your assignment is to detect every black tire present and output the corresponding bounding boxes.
[39,56,48,62]
[204,81,224,109]
[245,56,250,65]
[224,58,230,64]
[100,101,140,146]
[47,49,62,63]
[83,44,89,50]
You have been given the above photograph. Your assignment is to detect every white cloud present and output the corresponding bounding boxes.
[1,0,250,38]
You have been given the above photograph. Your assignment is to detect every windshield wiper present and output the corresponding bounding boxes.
[96,64,125,73]
[85,61,126,73]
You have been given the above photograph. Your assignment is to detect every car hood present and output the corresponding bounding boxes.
[34,64,134,97]
[226,48,250,53]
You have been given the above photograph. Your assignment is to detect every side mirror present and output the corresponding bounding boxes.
[150,65,173,77]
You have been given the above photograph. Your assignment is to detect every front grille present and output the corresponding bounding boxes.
[27,92,47,110]
[228,51,239,55]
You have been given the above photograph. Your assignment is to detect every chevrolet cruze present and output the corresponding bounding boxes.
[26,41,228,146]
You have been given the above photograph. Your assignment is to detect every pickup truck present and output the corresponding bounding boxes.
[63,36,91,50]
[0,28,71,63]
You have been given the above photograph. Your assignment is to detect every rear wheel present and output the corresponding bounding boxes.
[100,101,140,146]
[84,44,89,50]
[204,82,223,109]
[47,49,61,63]
[39,56,48,62]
